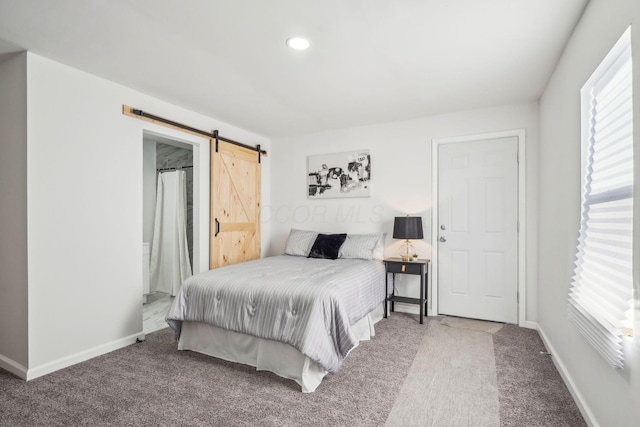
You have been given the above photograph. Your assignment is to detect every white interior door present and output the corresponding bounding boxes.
[438,137,518,323]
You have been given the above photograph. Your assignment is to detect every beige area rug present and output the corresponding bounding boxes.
[438,315,504,334]
[385,320,500,427]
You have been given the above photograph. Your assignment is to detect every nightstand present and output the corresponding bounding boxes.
[384,258,430,324]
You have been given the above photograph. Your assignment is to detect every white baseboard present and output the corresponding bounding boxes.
[523,320,538,329]
[0,354,28,379]
[537,326,599,427]
[26,331,145,381]
[397,304,538,329]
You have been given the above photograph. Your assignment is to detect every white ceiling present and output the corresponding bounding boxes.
[0,0,588,138]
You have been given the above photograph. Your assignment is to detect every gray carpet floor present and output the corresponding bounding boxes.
[493,323,586,427]
[0,314,585,426]
[386,319,500,426]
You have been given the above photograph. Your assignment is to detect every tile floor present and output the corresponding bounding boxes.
[143,292,174,334]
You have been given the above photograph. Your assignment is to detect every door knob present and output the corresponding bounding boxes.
[439,236,447,242]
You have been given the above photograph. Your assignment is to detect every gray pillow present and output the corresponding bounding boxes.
[284,229,318,257]
[372,233,386,260]
[339,233,383,260]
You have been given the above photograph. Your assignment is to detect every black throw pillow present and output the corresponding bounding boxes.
[308,233,347,260]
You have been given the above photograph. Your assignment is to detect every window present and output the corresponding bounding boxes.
[569,27,634,369]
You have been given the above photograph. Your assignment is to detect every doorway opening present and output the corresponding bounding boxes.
[141,130,208,334]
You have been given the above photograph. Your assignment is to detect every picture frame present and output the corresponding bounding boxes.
[307,150,371,199]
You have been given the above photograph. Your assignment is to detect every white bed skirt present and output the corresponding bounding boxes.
[178,304,384,392]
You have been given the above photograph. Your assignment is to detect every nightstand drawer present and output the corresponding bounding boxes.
[386,261,422,275]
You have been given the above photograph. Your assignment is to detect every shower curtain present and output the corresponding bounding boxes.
[149,170,192,296]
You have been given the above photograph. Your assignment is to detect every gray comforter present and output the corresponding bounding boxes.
[166,255,385,374]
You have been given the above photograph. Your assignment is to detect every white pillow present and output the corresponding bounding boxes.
[284,229,318,257]
[339,233,384,260]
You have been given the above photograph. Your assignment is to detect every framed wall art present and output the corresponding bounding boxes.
[307,150,371,199]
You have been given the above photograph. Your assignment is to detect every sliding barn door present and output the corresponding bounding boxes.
[210,140,261,269]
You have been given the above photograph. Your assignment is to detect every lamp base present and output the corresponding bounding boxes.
[399,240,415,262]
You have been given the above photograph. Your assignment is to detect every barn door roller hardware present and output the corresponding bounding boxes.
[122,105,267,159]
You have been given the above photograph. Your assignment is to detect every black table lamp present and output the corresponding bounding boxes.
[393,216,424,261]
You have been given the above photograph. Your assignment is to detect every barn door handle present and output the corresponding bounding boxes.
[215,218,220,237]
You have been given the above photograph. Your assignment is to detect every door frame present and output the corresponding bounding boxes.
[430,129,526,326]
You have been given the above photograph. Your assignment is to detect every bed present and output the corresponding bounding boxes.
[166,230,386,392]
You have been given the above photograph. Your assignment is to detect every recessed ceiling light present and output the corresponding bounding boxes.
[286,37,310,50]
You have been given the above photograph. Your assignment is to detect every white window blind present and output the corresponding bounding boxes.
[569,27,634,369]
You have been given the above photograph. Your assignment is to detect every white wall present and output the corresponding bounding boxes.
[23,53,270,377]
[142,140,156,244]
[0,52,29,374]
[270,102,539,322]
[538,1,640,426]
